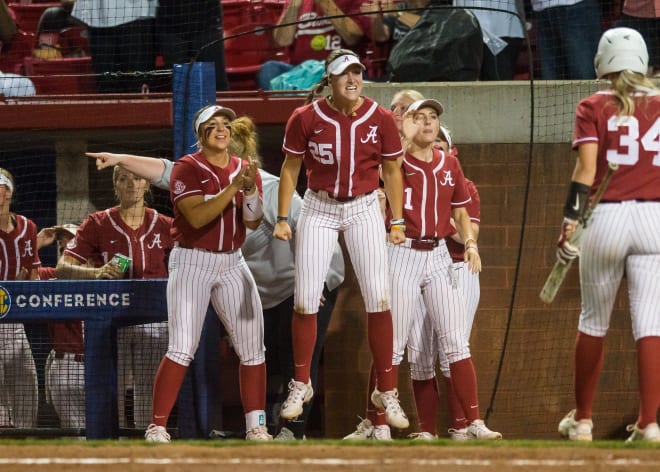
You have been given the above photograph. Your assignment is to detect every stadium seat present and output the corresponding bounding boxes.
[23,55,96,94]
[0,30,36,74]
[363,41,392,81]
[8,2,59,34]
[221,0,285,31]
[57,25,90,56]
[223,22,289,90]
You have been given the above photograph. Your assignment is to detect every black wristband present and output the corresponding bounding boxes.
[563,181,591,220]
[277,216,288,222]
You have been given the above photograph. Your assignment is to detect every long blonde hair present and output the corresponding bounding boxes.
[228,116,261,166]
[608,70,659,116]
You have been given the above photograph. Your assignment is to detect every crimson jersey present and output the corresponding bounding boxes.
[63,207,173,278]
[392,149,470,239]
[446,179,481,262]
[170,152,263,252]
[573,89,660,202]
[38,266,84,354]
[281,0,371,63]
[0,213,40,280]
[283,97,403,198]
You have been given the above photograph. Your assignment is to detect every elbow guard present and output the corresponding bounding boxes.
[563,181,591,220]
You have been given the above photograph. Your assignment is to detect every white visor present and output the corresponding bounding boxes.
[326,54,366,76]
[0,174,14,192]
[407,99,444,116]
[194,105,236,134]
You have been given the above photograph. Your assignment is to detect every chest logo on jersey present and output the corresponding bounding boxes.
[440,170,455,187]
[173,180,186,195]
[148,233,163,249]
[22,239,34,257]
[360,126,379,144]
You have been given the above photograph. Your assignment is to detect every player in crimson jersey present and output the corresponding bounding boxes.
[387,99,499,440]
[37,224,86,430]
[557,28,660,443]
[0,168,39,428]
[274,49,409,431]
[142,104,271,442]
[57,165,173,430]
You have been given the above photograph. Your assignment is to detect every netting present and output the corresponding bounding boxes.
[1,0,657,441]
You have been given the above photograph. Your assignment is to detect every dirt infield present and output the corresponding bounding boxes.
[1,442,659,471]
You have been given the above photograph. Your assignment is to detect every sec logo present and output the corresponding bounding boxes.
[0,286,10,319]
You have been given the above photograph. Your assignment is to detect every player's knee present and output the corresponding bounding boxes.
[165,350,193,367]
[238,351,266,366]
[409,363,435,381]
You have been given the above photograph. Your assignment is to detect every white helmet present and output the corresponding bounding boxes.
[594,27,649,78]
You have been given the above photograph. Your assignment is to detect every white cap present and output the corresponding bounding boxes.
[193,105,236,134]
[326,54,366,76]
[0,173,13,192]
[407,99,444,116]
[438,125,452,149]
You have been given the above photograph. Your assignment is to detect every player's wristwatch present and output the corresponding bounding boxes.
[277,216,288,223]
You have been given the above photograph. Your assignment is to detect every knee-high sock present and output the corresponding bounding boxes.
[151,357,188,427]
[292,311,317,382]
[574,331,604,420]
[367,310,395,392]
[240,362,266,413]
[442,374,468,430]
[637,336,660,428]
[449,358,480,423]
[413,377,440,434]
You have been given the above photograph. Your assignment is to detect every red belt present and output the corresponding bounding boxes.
[314,190,373,202]
[410,238,439,251]
[54,352,84,362]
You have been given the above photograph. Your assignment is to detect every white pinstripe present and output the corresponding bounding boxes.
[294,189,389,314]
[578,201,660,340]
[389,240,470,370]
[165,246,265,366]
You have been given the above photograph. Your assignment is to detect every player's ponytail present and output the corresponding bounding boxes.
[609,70,658,116]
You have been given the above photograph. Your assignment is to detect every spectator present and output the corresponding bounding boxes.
[454,1,525,80]
[360,0,430,44]
[530,0,602,79]
[0,167,39,429]
[36,224,86,431]
[617,0,659,75]
[72,0,157,92]
[256,0,371,90]
[55,166,172,430]
[156,0,229,91]
[0,0,17,44]
[34,1,87,59]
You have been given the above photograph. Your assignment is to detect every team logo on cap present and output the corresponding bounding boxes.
[0,286,11,319]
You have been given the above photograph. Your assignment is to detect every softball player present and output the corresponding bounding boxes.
[557,28,660,443]
[143,104,271,442]
[387,99,499,440]
[38,224,85,430]
[274,49,409,430]
[57,166,172,430]
[0,168,39,429]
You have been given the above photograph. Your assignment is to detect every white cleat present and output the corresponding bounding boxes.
[370,388,409,429]
[558,409,592,441]
[467,419,502,440]
[145,424,171,443]
[280,379,313,420]
[408,431,437,440]
[343,417,374,440]
[448,427,470,441]
[372,424,392,441]
[246,425,273,441]
[625,422,660,443]
[274,426,297,441]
